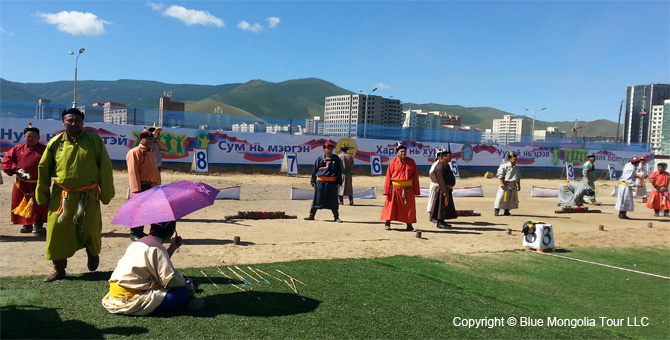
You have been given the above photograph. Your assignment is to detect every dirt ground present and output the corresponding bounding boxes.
[1,168,668,278]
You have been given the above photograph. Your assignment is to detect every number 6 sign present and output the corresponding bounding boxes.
[370,155,382,176]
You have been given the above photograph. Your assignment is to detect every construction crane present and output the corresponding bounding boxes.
[571,119,598,138]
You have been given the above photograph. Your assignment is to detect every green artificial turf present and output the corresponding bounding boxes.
[1,246,667,339]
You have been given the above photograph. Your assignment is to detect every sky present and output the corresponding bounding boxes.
[1,0,668,124]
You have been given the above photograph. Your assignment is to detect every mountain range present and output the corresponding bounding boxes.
[0,77,619,137]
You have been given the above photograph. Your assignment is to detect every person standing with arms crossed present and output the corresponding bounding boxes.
[381,142,420,231]
[494,152,521,216]
[36,108,115,282]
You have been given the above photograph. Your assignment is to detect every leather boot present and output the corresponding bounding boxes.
[44,259,67,282]
[338,196,344,205]
[86,247,99,271]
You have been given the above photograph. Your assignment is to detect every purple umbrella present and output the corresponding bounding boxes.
[112,180,220,228]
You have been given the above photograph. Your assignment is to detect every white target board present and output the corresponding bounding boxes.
[191,148,209,173]
[451,160,460,178]
[280,152,298,175]
[523,223,555,250]
[566,162,575,180]
[608,164,617,181]
[370,155,383,176]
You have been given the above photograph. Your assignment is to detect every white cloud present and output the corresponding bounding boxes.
[238,21,264,33]
[148,2,165,11]
[0,26,12,36]
[38,11,110,36]
[161,5,224,27]
[266,17,281,28]
[375,83,391,90]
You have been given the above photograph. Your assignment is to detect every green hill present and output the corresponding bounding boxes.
[208,78,351,119]
[0,77,620,138]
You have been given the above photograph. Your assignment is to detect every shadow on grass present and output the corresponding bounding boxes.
[0,234,46,242]
[189,292,321,318]
[1,305,147,339]
[67,271,113,282]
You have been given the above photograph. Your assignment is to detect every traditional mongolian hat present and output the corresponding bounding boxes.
[507,151,517,158]
[24,123,39,135]
[631,157,641,163]
[641,156,647,161]
[61,108,85,120]
[323,142,335,149]
[340,145,349,152]
[139,131,153,139]
[435,147,445,157]
[396,142,406,151]
[587,154,596,158]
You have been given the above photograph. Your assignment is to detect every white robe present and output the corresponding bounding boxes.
[494,162,520,210]
[102,236,185,315]
[427,160,440,213]
[558,182,586,207]
[633,163,648,198]
[615,163,637,212]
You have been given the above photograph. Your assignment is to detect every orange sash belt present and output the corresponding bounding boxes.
[55,182,99,215]
[317,176,336,182]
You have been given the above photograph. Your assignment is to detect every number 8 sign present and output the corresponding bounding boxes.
[370,155,382,176]
[191,149,209,173]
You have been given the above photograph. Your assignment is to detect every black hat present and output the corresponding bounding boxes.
[396,142,406,151]
[148,127,156,133]
[658,162,667,167]
[23,122,39,135]
[507,151,517,158]
[61,108,85,120]
[149,221,177,242]
[340,145,349,151]
[587,154,595,158]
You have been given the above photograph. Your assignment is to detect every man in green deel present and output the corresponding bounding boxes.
[36,108,115,282]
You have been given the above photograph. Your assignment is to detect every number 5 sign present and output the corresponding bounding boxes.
[191,149,209,173]
[370,155,382,176]
[451,160,460,178]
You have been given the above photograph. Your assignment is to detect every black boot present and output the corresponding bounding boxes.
[338,195,344,205]
[665,211,670,217]
[304,208,317,220]
[503,210,511,216]
[494,209,500,216]
[437,220,452,229]
[654,210,660,217]
[618,211,630,219]
[86,247,99,271]
[44,259,67,282]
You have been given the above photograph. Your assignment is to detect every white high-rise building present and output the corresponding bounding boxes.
[491,115,532,145]
[650,103,664,154]
[323,94,402,138]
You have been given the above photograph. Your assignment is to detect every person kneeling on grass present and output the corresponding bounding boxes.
[102,221,199,315]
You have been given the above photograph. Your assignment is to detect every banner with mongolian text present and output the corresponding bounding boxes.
[1,117,648,172]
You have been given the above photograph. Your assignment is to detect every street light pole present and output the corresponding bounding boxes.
[69,48,85,108]
[525,107,546,146]
[359,87,377,139]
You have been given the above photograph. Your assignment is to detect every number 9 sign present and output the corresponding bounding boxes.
[370,155,382,176]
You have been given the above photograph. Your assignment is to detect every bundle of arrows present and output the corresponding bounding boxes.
[555,206,601,214]
[199,266,307,300]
